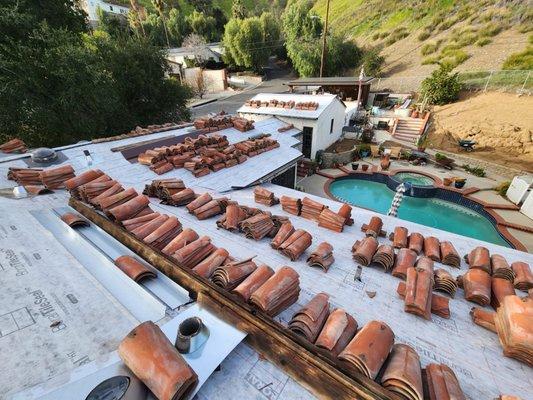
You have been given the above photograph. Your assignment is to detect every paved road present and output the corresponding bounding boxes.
[190,61,295,118]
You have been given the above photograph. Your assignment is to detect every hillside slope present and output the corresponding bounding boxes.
[312,0,531,77]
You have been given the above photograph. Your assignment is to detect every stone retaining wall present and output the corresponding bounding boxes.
[320,148,356,168]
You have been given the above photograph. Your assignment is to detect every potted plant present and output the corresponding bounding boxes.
[414,136,428,152]
[454,178,466,189]
[362,164,369,172]
[351,163,359,170]
[358,144,371,158]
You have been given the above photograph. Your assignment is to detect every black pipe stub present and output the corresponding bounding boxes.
[175,316,210,354]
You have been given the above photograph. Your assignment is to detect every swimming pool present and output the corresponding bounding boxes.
[329,178,510,247]
[393,172,434,187]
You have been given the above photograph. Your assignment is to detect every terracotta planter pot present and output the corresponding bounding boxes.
[362,164,369,171]
[411,110,419,118]
[380,154,391,171]
[443,177,453,186]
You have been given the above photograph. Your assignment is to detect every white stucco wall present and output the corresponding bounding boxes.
[83,0,129,21]
[239,98,345,159]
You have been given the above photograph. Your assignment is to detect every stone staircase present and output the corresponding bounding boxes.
[392,115,429,143]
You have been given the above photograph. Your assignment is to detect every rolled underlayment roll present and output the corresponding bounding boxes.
[118,321,198,400]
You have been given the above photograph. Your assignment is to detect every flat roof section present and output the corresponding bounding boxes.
[286,77,374,86]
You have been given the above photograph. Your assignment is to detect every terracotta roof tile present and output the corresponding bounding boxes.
[288,293,330,342]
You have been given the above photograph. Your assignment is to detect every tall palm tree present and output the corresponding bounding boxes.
[128,0,146,38]
[152,0,170,47]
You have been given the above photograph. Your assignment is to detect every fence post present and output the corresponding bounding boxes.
[483,71,493,93]
[376,77,381,91]
[520,71,530,93]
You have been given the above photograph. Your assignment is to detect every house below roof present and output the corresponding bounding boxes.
[286,76,373,103]
[166,43,224,66]
[238,93,347,160]
[80,0,129,22]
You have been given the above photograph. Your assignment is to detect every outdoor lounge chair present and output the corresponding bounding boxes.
[370,145,380,158]
[390,147,402,159]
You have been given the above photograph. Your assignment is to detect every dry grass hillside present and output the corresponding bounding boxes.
[428,92,533,172]
[313,0,532,77]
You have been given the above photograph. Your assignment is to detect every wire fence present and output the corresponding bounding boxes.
[371,70,532,94]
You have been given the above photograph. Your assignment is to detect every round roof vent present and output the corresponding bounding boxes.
[31,147,57,164]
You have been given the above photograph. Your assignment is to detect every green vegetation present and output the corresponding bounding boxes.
[494,181,511,197]
[0,0,191,147]
[420,42,439,56]
[222,12,280,72]
[475,37,491,47]
[361,48,385,77]
[462,164,486,177]
[282,0,360,77]
[420,65,462,105]
[502,35,533,70]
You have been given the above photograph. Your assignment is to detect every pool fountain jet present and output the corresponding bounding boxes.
[387,182,412,217]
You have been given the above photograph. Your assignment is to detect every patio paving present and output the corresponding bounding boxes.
[468,190,516,206]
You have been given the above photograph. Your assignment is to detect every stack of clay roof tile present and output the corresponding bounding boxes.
[234,135,279,156]
[288,293,330,342]
[315,309,358,357]
[338,320,395,380]
[408,232,424,254]
[423,236,441,262]
[232,117,255,132]
[397,282,450,319]
[70,175,116,202]
[193,115,236,131]
[491,254,515,282]
[306,242,334,272]
[93,122,187,144]
[149,159,174,175]
[317,207,347,232]
[171,236,215,269]
[372,244,395,272]
[245,99,296,110]
[434,268,458,297]
[425,363,466,400]
[249,266,300,316]
[143,178,186,200]
[40,165,76,189]
[231,264,274,302]
[190,197,228,220]
[271,221,295,249]
[212,258,258,290]
[403,267,433,320]
[300,197,326,221]
[142,215,182,250]
[462,268,491,306]
[217,203,248,231]
[8,167,43,186]
[0,138,27,153]
[470,307,497,332]
[278,123,294,132]
[465,246,491,274]
[167,188,197,206]
[337,203,354,226]
[494,295,533,366]
[440,241,461,268]
[65,169,104,192]
[295,101,319,111]
[277,229,312,261]
[118,321,198,400]
[512,261,533,291]
[392,248,418,279]
[253,186,279,206]
[362,216,386,238]
[280,195,301,215]
[240,213,275,240]
[161,228,199,256]
[390,226,408,248]
[491,277,516,310]
[381,344,423,400]
[352,237,378,266]
[192,248,231,278]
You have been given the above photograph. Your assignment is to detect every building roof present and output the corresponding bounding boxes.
[237,93,345,120]
[167,43,222,58]
[286,76,374,86]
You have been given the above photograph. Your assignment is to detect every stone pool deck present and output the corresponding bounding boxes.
[297,159,533,253]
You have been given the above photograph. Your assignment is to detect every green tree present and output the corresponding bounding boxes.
[97,7,130,38]
[223,12,281,72]
[186,10,217,42]
[152,0,170,47]
[420,65,462,105]
[282,0,360,76]
[361,47,385,77]
[232,0,247,19]
[0,0,191,147]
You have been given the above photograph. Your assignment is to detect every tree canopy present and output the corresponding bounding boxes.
[0,0,191,147]
[420,64,462,105]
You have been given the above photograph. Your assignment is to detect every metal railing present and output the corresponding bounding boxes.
[371,70,532,94]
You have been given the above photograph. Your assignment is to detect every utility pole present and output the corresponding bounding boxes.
[319,0,330,78]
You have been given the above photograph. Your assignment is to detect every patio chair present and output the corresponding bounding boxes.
[370,145,380,158]
[390,147,402,159]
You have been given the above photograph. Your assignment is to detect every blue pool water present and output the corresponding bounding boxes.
[330,179,510,247]
[394,172,434,187]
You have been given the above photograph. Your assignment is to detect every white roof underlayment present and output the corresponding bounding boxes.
[237,93,344,120]
[0,120,532,399]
